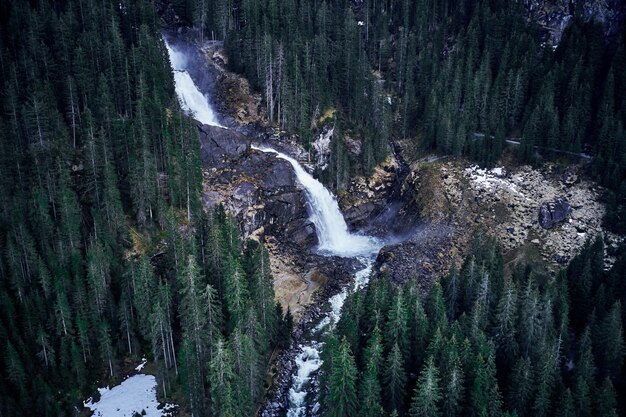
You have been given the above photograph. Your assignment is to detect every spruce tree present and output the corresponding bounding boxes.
[409,357,442,417]
[325,337,358,417]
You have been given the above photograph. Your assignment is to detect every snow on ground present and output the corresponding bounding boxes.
[465,165,519,194]
[135,358,147,372]
[84,374,175,417]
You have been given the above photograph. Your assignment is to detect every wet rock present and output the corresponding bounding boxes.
[198,124,318,251]
[259,255,359,417]
[198,123,248,167]
[539,198,572,229]
[375,224,456,287]
[339,154,402,230]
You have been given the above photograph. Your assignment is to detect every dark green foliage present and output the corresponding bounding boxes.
[324,336,359,417]
[409,357,442,417]
[0,1,284,415]
[327,236,626,417]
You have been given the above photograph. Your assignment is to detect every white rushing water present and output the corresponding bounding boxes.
[252,146,380,257]
[249,148,382,417]
[164,39,222,127]
[287,260,377,417]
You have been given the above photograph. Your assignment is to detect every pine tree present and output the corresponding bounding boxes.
[409,357,442,417]
[493,280,518,367]
[358,325,385,416]
[443,261,460,320]
[596,301,624,380]
[179,336,206,416]
[595,378,618,417]
[178,254,209,361]
[385,287,409,355]
[383,342,407,413]
[208,337,239,417]
[507,357,533,417]
[468,352,502,417]
[325,337,358,417]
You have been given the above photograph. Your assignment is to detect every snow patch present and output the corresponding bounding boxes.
[84,374,174,417]
[135,358,147,372]
[465,165,519,194]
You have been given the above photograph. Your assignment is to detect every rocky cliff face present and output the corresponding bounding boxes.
[199,123,364,318]
[522,0,625,45]
[199,123,316,248]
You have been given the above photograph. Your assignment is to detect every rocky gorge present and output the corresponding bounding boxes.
[165,27,624,417]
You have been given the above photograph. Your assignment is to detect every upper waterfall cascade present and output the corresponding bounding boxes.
[252,146,380,257]
[164,39,222,127]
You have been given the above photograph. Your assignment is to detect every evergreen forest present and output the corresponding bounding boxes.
[0,0,624,417]
[323,236,626,417]
[0,0,290,416]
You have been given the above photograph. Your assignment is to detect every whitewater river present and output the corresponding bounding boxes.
[252,145,382,416]
[164,34,383,417]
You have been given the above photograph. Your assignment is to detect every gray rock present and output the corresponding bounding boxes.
[561,171,579,186]
[198,123,319,251]
[375,224,455,287]
[522,0,625,46]
[198,123,248,167]
[539,198,572,229]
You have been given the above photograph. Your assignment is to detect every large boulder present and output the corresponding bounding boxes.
[538,198,572,229]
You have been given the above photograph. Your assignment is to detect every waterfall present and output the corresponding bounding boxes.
[162,34,382,416]
[164,39,222,127]
[252,146,380,257]
[252,146,381,417]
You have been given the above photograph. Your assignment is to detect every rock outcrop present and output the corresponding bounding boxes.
[311,124,333,171]
[375,224,457,288]
[339,154,403,230]
[539,198,572,229]
[199,124,317,249]
[403,160,623,270]
[522,0,625,46]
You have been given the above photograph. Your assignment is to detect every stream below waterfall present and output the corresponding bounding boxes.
[252,145,382,416]
[164,33,384,417]
[283,258,377,417]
